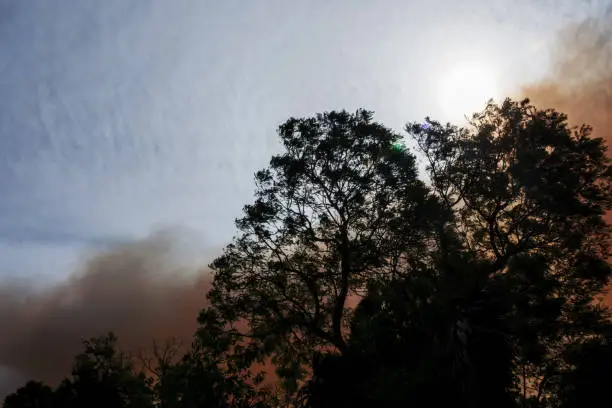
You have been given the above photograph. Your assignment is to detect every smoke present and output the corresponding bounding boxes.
[519,9,612,305]
[0,231,217,398]
[520,15,611,144]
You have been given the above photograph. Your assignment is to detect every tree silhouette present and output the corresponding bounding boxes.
[153,309,277,408]
[557,327,612,407]
[405,98,612,397]
[534,321,612,408]
[201,109,450,393]
[3,333,154,408]
[153,342,272,408]
[302,99,612,406]
[301,231,517,408]
[2,381,54,408]
[54,333,154,408]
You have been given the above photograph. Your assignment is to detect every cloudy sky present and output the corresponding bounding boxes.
[0,0,607,285]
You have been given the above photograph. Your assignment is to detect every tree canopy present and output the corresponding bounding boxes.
[203,109,450,385]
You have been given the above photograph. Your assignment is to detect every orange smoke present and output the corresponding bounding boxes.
[520,13,612,305]
[0,232,215,398]
[521,17,611,145]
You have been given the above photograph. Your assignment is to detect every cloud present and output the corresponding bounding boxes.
[0,231,216,399]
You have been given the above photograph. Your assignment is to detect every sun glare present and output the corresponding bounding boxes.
[437,61,499,121]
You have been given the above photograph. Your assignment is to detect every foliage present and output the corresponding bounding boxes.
[2,381,55,408]
[301,98,612,406]
[300,230,517,408]
[52,333,154,408]
[2,331,273,408]
[3,333,154,408]
[155,310,277,408]
[203,109,450,390]
[557,330,612,407]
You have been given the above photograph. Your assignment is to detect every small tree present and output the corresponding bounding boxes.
[155,312,277,408]
[555,324,612,408]
[56,333,154,408]
[2,381,54,408]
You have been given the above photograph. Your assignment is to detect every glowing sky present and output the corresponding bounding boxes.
[0,0,607,284]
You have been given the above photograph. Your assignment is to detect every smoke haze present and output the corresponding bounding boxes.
[0,231,215,398]
[519,10,612,305]
[521,15,611,146]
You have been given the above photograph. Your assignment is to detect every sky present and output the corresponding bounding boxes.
[0,0,608,286]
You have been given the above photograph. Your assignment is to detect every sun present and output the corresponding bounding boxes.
[436,61,499,121]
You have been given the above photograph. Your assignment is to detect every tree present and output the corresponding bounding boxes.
[2,381,54,408]
[302,98,612,407]
[153,350,236,408]
[154,312,277,408]
[202,109,449,393]
[300,229,518,408]
[55,333,154,408]
[405,98,612,400]
[6,100,610,407]
[3,334,155,408]
[555,325,612,408]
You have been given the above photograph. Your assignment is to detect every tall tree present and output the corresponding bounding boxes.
[55,333,154,408]
[202,109,449,389]
[405,98,612,399]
